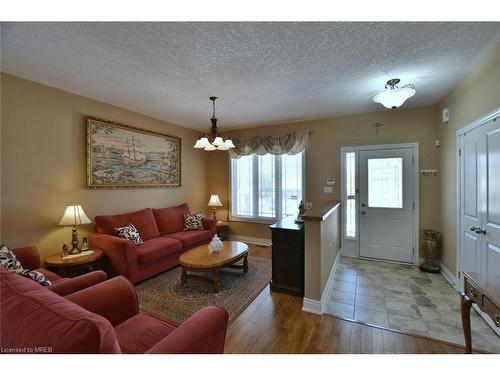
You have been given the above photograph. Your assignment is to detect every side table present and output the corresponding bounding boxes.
[461,271,500,353]
[44,248,104,278]
[216,221,230,240]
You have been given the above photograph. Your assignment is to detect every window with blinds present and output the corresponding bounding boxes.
[231,152,304,220]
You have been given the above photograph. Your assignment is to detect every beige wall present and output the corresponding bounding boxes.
[320,207,340,294]
[438,42,500,273]
[303,206,341,301]
[208,105,441,250]
[1,74,208,260]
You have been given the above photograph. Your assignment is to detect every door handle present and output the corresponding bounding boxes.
[470,226,486,234]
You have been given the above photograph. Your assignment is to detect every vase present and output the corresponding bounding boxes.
[209,235,223,253]
[419,230,441,273]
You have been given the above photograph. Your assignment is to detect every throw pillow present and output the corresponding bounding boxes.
[0,244,22,271]
[19,269,52,287]
[0,244,52,286]
[184,212,203,231]
[115,223,144,245]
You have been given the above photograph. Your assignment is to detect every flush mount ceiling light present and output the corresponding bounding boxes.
[194,96,235,151]
[373,79,416,109]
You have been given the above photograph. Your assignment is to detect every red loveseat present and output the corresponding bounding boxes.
[11,246,107,296]
[89,203,216,284]
[0,268,228,353]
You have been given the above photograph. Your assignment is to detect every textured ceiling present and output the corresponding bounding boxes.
[1,22,500,130]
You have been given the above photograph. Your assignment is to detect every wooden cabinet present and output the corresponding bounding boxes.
[269,218,304,296]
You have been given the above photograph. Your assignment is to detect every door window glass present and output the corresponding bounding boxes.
[368,157,403,208]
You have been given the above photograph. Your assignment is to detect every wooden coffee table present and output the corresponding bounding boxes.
[179,241,249,293]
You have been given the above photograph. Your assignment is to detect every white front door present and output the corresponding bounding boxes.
[359,148,415,263]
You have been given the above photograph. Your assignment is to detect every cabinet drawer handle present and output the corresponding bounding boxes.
[469,288,479,298]
[495,315,500,327]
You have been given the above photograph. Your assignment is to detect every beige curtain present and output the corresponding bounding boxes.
[228,130,310,159]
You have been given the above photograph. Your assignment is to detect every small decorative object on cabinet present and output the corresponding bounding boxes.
[419,229,441,273]
[296,200,305,223]
[269,217,304,296]
[207,194,223,220]
[216,221,230,240]
[45,248,104,278]
[58,205,92,254]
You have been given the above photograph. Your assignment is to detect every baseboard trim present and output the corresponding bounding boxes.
[302,298,322,315]
[320,249,342,313]
[440,263,458,289]
[228,235,271,247]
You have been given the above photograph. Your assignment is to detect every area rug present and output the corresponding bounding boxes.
[135,255,271,325]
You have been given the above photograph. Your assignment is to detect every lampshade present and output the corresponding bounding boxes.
[224,139,235,148]
[217,143,229,150]
[373,87,416,109]
[194,137,210,148]
[212,136,224,147]
[207,194,223,207]
[58,205,92,226]
[204,144,216,151]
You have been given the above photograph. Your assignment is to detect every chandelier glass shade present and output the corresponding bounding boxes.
[194,97,235,151]
[373,79,416,109]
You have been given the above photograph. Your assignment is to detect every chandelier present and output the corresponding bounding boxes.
[194,96,235,151]
[373,79,416,109]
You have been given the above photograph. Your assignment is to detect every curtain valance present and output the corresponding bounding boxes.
[228,130,310,159]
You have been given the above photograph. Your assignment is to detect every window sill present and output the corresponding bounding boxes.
[229,216,277,225]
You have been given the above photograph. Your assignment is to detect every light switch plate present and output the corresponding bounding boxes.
[326,178,336,186]
[324,186,333,193]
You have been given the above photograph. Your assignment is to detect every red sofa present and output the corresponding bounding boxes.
[1,268,229,353]
[12,246,107,296]
[89,203,216,284]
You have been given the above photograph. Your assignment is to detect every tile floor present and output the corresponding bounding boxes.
[323,256,500,353]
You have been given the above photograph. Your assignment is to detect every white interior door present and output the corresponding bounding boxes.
[460,118,500,280]
[459,127,484,278]
[482,121,500,278]
[459,115,500,335]
[359,148,415,263]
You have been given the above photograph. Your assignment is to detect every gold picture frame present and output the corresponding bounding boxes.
[86,116,181,188]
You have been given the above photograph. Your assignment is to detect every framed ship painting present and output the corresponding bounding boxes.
[87,116,181,188]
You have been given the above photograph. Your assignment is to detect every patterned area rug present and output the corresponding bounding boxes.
[135,255,271,325]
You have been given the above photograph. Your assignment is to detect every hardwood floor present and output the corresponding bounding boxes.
[225,285,476,354]
[225,245,476,354]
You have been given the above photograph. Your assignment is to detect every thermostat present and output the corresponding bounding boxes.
[326,178,336,186]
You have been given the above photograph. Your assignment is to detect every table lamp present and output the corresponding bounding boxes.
[207,194,223,220]
[58,204,92,255]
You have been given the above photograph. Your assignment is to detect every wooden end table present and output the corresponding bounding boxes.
[44,249,104,278]
[179,241,248,293]
[216,221,230,240]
